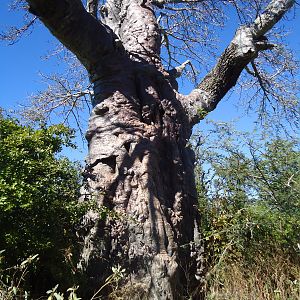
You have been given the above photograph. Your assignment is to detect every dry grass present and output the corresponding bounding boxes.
[205,255,300,300]
[107,282,149,300]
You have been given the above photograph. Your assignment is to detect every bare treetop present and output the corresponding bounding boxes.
[3,0,299,131]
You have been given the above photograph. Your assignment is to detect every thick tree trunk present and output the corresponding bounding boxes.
[70,1,205,297]
[78,54,204,299]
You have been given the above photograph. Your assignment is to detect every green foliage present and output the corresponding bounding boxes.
[91,265,126,300]
[0,251,39,299]
[46,284,81,300]
[0,250,81,300]
[256,139,300,213]
[0,116,82,294]
[194,122,300,283]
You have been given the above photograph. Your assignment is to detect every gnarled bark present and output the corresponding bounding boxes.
[79,68,204,298]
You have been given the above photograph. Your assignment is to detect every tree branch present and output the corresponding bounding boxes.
[26,0,115,76]
[0,15,37,45]
[86,0,99,18]
[253,0,295,37]
[180,0,295,125]
[152,0,206,7]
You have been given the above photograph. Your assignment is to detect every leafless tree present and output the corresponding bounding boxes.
[3,0,299,298]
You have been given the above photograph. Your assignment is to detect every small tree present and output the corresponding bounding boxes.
[195,124,300,265]
[195,125,300,298]
[0,115,81,294]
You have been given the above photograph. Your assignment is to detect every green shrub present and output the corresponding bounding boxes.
[194,125,300,298]
[0,116,83,295]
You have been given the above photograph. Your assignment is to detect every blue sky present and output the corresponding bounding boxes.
[1,2,299,161]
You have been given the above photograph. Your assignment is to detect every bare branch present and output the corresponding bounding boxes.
[0,15,37,45]
[168,60,191,78]
[157,0,227,74]
[25,0,115,75]
[19,71,92,138]
[86,0,99,18]
[253,0,295,37]
[250,60,272,102]
[181,0,295,125]
[236,36,300,132]
[152,0,206,7]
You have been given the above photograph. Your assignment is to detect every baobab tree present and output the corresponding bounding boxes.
[11,0,298,298]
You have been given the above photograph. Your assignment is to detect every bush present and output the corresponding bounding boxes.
[194,124,300,298]
[0,116,82,295]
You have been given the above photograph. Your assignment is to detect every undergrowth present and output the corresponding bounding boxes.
[205,255,300,300]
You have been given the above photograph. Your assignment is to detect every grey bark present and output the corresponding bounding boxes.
[25,0,294,298]
[86,0,99,18]
[182,0,295,125]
